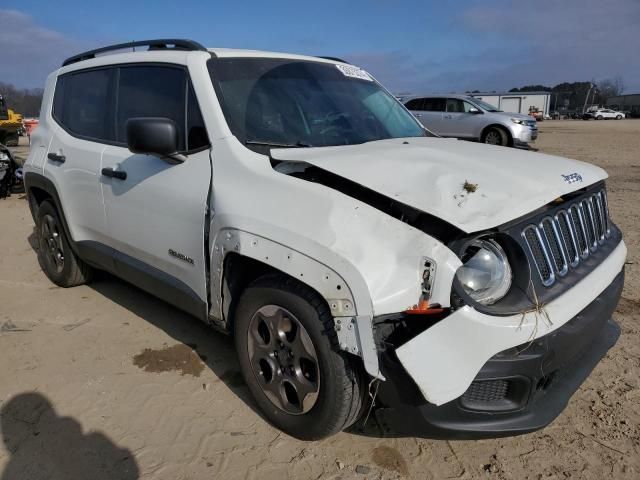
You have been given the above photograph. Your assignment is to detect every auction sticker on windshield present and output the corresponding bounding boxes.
[335,64,373,81]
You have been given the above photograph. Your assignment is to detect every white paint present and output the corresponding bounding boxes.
[271,136,607,233]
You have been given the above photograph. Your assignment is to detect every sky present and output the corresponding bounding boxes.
[1,0,639,94]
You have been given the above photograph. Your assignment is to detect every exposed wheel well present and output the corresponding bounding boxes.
[481,124,513,146]
[221,252,331,333]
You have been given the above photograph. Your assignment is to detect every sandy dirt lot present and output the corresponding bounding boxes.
[1,122,639,480]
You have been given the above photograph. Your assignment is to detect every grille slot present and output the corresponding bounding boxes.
[581,199,598,251]
[522,225,554,286]
[541,217,568,276]
[522,189,610,287]
[556,210,579,267]
[462,379,509,403]
[569,204,589,258]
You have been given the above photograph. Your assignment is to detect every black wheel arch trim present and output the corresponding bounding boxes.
[24,171,79,256]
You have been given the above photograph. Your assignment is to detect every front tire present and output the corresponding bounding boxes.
[482,127,509,146]
[616,115,622,120]
[596,115,604,120]
[234,275,365,440]
[36,200,93,287]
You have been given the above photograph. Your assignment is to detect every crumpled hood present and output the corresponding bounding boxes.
[271,137,607,233]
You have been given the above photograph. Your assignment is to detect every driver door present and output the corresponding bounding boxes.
[99,64,212,316]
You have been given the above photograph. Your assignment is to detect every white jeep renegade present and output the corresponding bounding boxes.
[24,39,626,440]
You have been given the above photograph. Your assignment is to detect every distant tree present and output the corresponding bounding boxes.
[596,76,625,100]
[0,83,44,117]
[509,85,551,92]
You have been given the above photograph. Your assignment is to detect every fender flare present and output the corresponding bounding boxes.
[23,172,78,253]
[211,228,383,380]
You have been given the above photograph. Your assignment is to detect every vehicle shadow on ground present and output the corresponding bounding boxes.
[0,392,140,480]
[25,229,268,422]
[89,272,267,419]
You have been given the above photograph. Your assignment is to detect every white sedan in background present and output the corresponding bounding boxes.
[587,108,626,120]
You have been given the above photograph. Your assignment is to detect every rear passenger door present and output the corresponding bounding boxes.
[100,65,212,315]
[48,67,115,245]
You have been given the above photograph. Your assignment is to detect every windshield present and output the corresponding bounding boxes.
[470,98,502,112]
[208,58,426,151]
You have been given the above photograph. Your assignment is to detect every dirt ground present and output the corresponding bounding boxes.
[1,121,639,480]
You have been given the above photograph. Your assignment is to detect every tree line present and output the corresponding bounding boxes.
[507,77,625,112]
[0,82,45,117]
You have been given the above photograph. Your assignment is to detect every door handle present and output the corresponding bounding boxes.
[414,113,422,117]
[47,152,66,163]
[101,167,127,180]
[444,115,452,119]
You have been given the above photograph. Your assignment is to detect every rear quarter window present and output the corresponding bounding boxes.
[53,68,114,141]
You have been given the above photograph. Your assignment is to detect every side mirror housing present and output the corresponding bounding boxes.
[468,107,481,114]
[126,117,186,164]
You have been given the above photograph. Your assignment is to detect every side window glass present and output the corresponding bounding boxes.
[462,101,475,113]
[59,69,113,140]
[52,77,66,121]
[187,84,209,151]
[116,66,186,149]
[404,98,424,111]
[423,98,446,112]
[446,98,465,113]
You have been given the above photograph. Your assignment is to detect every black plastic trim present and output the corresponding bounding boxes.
[24,172,79,256]
[62,39,207,66]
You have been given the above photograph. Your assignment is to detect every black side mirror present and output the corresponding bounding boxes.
[126,117,186,164]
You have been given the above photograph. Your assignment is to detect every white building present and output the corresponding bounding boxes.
[470,92,551,117]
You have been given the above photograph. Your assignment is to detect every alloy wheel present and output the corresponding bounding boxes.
[41,214,64,273]
[485,130,502,145]
[247,305,320,415]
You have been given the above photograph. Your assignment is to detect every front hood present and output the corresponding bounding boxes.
[271,137,607,233]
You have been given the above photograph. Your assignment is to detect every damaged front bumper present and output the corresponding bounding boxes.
[371,239,626,438]
[373,269,623,438]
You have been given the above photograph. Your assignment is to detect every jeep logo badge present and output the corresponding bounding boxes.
[561,173,583,184]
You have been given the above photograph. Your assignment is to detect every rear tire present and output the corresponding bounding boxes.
[36,200,93,287]
[234,275,365,440]
[482,127,509,146]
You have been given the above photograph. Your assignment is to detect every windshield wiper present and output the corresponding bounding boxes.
[245,139,312,148]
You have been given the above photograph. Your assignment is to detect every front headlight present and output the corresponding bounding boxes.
[455,238,512,305]
[0,152,9,161]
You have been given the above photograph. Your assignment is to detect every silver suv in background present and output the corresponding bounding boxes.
[403,94,538,147]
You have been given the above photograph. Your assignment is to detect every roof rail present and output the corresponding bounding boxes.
[62,39,207,67]
[317,56,350,64]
